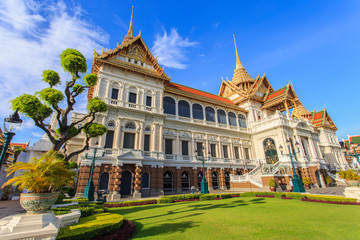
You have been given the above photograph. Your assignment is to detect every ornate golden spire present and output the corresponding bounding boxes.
[122,6,135,45]
[233,34,243,69]
[231,34,253,86]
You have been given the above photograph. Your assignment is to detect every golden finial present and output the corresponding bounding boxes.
[127,6,134,37]
[117,42,120,47]
[139,29,141,35]
[101,48,105,54]
[233,34,243,69]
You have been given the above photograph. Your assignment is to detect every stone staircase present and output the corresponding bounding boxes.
[326,170,347,186]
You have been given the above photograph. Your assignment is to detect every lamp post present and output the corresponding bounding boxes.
[0,110,23,171]
[343,141,360,167]
[194,146,209,194]
[279,139,305,193]
[83,140,104,201]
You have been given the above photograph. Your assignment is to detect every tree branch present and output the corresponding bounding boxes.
[33,119,57,144]
[64,134,90,162]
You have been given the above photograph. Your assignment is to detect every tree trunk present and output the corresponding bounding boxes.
[52,141,63,151]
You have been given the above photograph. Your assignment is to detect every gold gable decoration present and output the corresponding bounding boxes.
[128,45,146,60]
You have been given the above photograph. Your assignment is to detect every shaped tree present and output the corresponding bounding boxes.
[11,49,107,162]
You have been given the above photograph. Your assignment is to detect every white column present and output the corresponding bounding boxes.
[138,122,144,150]
[105,79,112,99]
[100,115,107,147]
[151,124,156,152]
[159,92,163,109]
[115,118,122,149]
[191,132,195,160]
[159,125,163,153]
[118,83,124,101]
[176,130,180,159]
[229,140,234,159]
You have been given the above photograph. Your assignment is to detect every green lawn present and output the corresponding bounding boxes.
[109,197,360,240]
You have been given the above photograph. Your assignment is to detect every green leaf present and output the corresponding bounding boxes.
[38,88,64,105]
[87,97,108,112]
[83,74,98,87]
[42,70,60,87]
[83,123,107,138]
[60,49,87,74]
[11,94,52,121]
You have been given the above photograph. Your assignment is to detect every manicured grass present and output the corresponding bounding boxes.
[109,197,360,240]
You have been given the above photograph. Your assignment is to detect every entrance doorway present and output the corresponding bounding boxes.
[225,172,230,189]
[120,171,132,195]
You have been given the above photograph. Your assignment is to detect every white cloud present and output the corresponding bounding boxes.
[0,0,109,119]
[213,21,221,28]
[151,28,197,69]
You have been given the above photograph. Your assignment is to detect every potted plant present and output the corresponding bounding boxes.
[325,176,332,187]
[302,177,312,189]
[269,178,276,192]
[1,151,75,214]
[338,169,360,186]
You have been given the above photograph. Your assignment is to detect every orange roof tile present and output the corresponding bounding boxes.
[166,82,235,105]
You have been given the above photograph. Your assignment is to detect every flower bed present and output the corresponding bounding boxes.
[105,200,157,208]
[91,220,136,240]
[301,198,360,205]
[256,195,275,198]
[173,199,200,202]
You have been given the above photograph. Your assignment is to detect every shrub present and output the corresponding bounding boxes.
[79,207,95,217]
[199,194,217,201]
[94,208,105,213]
[157,197,173,204]
[269,178,276,187]
[325,176,332,184]
[302,177,312,185]
[56,192,65,204]
[217,193,232,199]
[57,213,124,240]
[106,199,157,207]
[338,169,360,180]
[303,194,357,203]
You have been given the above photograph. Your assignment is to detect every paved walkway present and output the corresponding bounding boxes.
[306,186,345,196]
[0,200,25,219]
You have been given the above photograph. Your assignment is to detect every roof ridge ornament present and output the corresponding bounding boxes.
[233,34,244,69]
[122,6,135,45]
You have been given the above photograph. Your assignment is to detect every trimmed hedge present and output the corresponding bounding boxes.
[199,194,217,201]
[105,199,157,207]
[57,213,124,240]
[157,197,173,204]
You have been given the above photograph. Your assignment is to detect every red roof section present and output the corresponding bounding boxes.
[266,87,286,100]
[10,143,27,149]
[314,112,324,120]
[166,82,235,105]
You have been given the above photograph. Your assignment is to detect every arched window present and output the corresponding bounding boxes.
[163,97,176,115]
[217,109,227,124]
[197,172,203,189]
[228,112,237,126]
[142,173,150,189]
[178,100,190,118]
[212,172,219,189]
[98,173,109,191]
[125,122,136,129]
[225,172,230,189]
[163,171,173,192]
[205,107,215,122]
[238,114,247,128]
[181,171,190,191]
[192,104,203,120]
[263,138,279,164]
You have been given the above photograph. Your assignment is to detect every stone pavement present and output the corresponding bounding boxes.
[306,186,346,196]
[0,200,25,219]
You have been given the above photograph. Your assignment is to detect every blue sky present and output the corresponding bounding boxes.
[1,0,360,145]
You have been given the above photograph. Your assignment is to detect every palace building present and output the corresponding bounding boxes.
[73,8,348,200]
